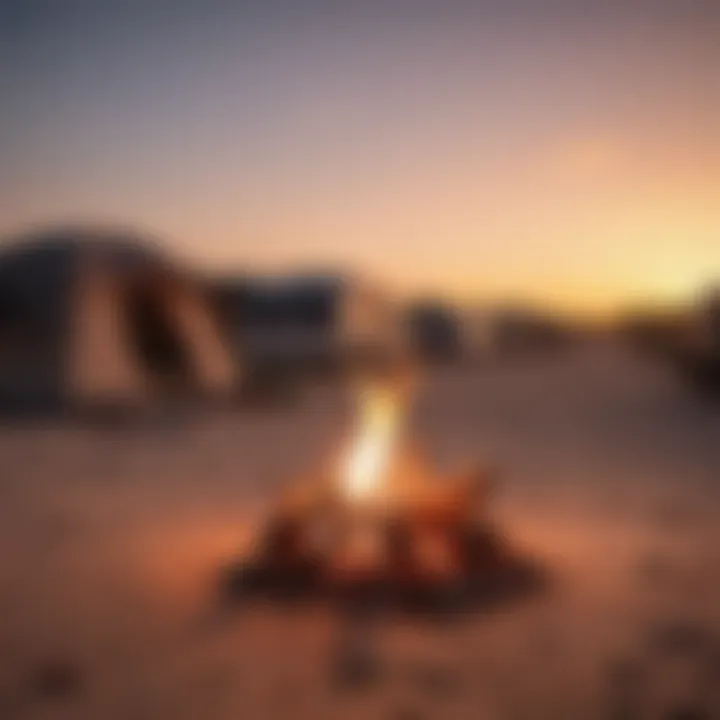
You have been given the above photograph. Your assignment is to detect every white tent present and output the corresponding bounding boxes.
[0,229,237,412]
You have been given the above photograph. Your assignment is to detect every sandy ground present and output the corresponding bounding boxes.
[1,341,719,719]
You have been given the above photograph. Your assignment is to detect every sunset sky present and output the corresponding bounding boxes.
[1,1,719,313]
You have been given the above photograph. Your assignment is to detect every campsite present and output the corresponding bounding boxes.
[0,260,719,717]
[2,3,719,718]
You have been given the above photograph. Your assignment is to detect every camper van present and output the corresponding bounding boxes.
[213,273,404,380]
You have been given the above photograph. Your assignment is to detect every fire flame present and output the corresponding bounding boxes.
[340,383,403,502]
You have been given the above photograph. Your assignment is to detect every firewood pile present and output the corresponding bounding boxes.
[223,447,542,614]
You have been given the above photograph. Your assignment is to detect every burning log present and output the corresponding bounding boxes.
[406,527,463,582]
[398,462,494,529]
[327,521,389,586]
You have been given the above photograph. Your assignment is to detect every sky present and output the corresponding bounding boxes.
[1,0,719,314]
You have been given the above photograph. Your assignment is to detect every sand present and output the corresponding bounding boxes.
[1,340,719,719]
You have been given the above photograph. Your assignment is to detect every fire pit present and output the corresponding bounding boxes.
[225,378,542,615]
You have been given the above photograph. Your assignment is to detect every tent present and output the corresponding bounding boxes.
[0,228,237,413]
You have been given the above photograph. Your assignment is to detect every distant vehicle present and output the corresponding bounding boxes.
[618,310,688,360]
[673,288,720,399]
[405,301,462,365]
[490,307,571,356]
[211,273,404,386]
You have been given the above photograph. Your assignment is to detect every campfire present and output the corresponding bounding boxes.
[227,375,540,614]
